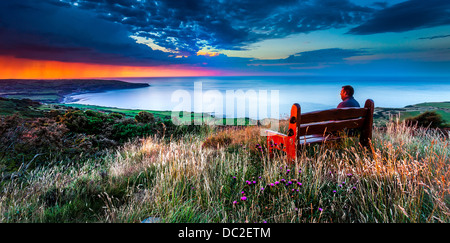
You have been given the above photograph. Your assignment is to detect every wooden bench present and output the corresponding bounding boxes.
[266,99,374,160]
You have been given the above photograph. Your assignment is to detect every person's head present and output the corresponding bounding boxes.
[340,85,354,100]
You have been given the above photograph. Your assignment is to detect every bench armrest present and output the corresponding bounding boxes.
[265,130,296,160]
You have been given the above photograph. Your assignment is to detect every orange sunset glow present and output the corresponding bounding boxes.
[0,56,221,79]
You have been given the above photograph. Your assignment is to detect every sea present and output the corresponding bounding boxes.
[65,76,450,119]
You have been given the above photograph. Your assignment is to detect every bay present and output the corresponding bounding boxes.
[65,76,450,119]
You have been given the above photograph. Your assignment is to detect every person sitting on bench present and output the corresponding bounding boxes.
[338,85,360,108]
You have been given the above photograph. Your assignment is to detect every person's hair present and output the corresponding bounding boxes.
[342,85,354,96]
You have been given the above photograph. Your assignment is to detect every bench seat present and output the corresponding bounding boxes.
[266,99,374,161]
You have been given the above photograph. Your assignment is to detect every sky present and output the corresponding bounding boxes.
[0,0,449,79]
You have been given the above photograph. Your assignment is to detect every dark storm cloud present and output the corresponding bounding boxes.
[0,0,172,66]
[246,48,369,71]
[348,0,450,35]
[47,0,374,54]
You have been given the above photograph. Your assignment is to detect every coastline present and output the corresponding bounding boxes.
[0,79,150,104]
[59,81,151,104]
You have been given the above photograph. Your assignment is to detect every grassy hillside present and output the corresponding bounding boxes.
[407,102,450,123]
[1,98,449,223]
[0,118,449,223]
[373,102,450,127]
[0,97,43,118]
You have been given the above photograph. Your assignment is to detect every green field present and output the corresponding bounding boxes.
[373,102,450,127]
[54,103,174,120]
[413,101,450,109]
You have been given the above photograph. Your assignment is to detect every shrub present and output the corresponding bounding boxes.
[135,111,155,123]
[404,111,446,128]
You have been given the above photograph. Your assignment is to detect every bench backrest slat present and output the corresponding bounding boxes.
[299,117,365,136]
[301,107,367,124]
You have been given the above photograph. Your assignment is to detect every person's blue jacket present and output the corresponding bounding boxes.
[337,96,360,108]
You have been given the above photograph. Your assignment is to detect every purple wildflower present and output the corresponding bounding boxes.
[275,181,280,185]
[241,196,247,201]
[319,208,323,212]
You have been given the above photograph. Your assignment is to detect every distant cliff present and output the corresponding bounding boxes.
[0,79,150,103]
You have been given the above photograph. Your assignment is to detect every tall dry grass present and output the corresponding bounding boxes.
[1,118,449,223]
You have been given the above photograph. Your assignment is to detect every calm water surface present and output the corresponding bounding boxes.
[66,76,450,119]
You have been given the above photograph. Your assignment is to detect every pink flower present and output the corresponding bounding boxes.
[241,196,247,201]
